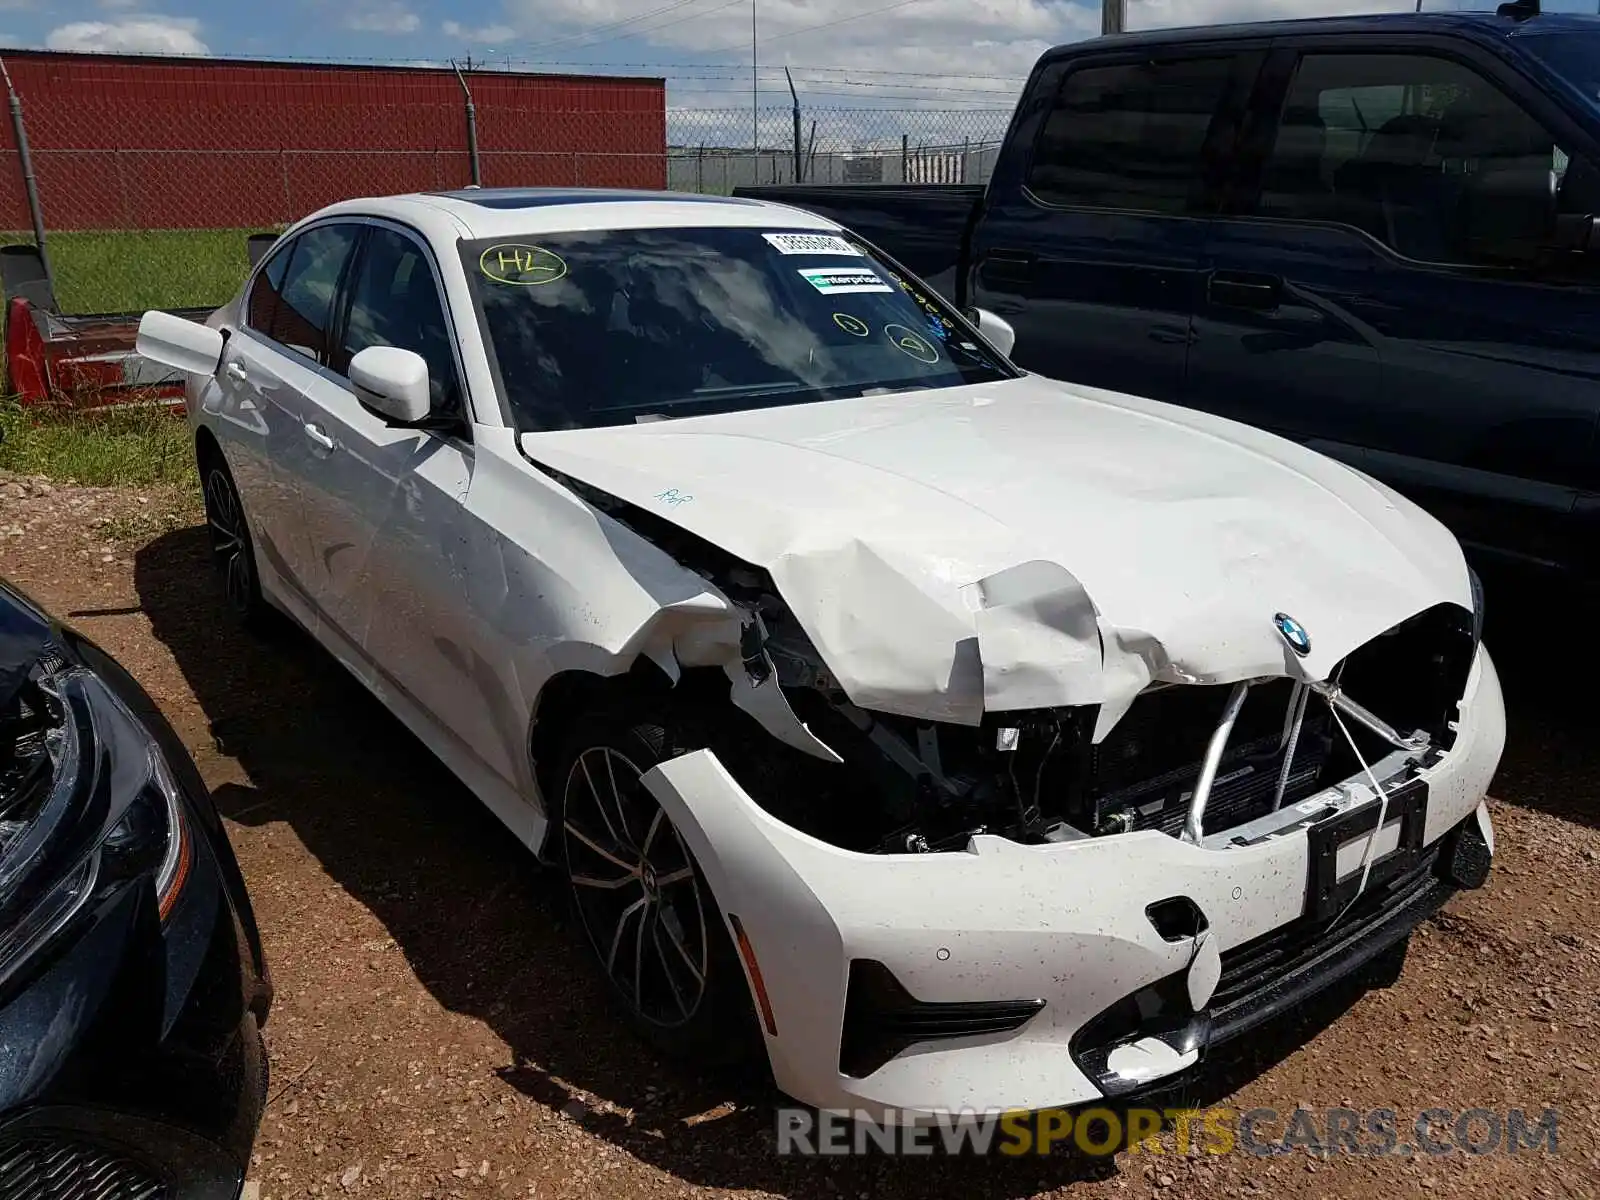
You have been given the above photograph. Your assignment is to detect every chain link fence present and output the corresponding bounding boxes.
[668,106,1011,193]
[0,52,1014,312]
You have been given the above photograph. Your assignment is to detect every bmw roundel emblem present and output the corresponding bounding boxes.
[1274,613,1312,657]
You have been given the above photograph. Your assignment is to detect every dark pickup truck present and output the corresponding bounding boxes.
[740,8,1600,578]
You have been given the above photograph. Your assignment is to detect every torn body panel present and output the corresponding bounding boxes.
[640,647,1504,1121]
[517,375,1474,737]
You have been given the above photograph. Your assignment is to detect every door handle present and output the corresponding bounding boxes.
[983,248,1036,283]
[303,423,336,451]
[224,360,249,382]
[1208,272,1282,311]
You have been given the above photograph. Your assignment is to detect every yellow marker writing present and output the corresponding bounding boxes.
[480,243,568,286]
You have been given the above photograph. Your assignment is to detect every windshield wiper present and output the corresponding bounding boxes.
[587,382,820,421]
[689,382,811,400]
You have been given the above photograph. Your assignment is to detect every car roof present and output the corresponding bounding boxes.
[309,187,841,242]
[1047,9,1600,58]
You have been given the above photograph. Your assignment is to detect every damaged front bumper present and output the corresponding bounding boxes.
[639,647,1505,1122]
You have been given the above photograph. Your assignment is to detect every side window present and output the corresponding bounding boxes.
[246,242,292,332]
[1028,57,1236,215]
[268,224,359,362]
[336,227,462,417]
[1258,53,1565,266]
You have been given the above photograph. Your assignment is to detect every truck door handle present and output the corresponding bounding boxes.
[983,248,1036,283]
[303,423,336,451]
[224,360,249,382]
[1209,272,1282,311]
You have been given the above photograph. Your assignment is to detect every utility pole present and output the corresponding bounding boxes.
[1102,0,1125,35]
[752,0,759,152]
[786,67,802,182]
[0,57,53,299]
[451,59,481,186]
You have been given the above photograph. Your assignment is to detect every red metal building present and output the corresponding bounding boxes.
[0,50,667,230]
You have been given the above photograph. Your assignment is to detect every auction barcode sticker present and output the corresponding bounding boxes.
[764,232,861,256]
[799,267,893,295]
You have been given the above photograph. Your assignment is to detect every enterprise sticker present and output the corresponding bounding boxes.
[800,266,892,295]
[764,232,860,256]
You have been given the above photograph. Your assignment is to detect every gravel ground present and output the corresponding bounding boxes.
[1,471,1597,1200]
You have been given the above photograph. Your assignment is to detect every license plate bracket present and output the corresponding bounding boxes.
[1304,778,1428,921]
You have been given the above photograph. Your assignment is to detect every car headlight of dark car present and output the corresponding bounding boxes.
[0,645,190,989]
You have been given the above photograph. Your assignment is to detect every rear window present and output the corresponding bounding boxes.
[1027,56,1235,215]
[463,227,1015,433]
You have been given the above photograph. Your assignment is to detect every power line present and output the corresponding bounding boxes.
[703,0,935,53]
[535,0,750,56]
[789,76,1018,96]
[673,87,1015,101]
[519,0,708,54]
[11,43,1030,83]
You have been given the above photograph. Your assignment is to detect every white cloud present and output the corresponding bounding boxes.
[500,0,1427,97]
[45,14,208,54]
[346,4,421,33]
[479,0,1418,150]
[1134,0,1411,30]
[442,18,517,42]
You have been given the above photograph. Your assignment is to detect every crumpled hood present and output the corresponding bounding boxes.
[520,375,1471,737]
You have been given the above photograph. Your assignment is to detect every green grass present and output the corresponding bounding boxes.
[0,228,260,313]
[0,397,195,488]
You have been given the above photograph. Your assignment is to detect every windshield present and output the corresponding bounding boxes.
[1523,31,1600,106]
[462,226,1016,431]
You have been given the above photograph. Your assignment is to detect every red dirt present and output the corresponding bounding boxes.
[1,473,1594,1200]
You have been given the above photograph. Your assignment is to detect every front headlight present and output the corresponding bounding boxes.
[0,653,190,990]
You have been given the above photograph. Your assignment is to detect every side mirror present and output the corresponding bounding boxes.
[136,310,225,376]
[349,346,431,425]
[966,307,1017,358]
[246,232,279,268]
[1552,213,1598,252]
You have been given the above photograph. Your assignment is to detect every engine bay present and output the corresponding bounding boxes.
[583,482,1478,856]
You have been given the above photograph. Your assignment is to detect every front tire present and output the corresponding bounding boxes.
[552,706,762,1067]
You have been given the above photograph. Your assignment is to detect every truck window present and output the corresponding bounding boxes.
[1257,53,1569,267]
[1027,57,1235,215]
[1521,30,1600,107]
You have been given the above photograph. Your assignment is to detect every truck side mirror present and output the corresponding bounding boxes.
[966,307,1017,358]
[1552,213,1598,252]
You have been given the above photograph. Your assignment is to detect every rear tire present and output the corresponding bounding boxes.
[551,702,764,1068]
[198,448,268,630]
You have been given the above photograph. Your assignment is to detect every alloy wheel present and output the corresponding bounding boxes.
[561,746,711,1028]
[203,467,253,614]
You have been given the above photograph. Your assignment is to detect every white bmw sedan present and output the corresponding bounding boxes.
[138,188,1505,1122]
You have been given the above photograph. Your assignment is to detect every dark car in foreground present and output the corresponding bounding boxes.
[0,580,270,1198]
[742,7,1600,579]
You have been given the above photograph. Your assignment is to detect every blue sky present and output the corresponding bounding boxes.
[3,0,1595,108]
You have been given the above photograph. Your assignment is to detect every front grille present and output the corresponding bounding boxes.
[0,1137,166,1200]
[1092,679,1332,838]
[1211,844,1449,1041]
